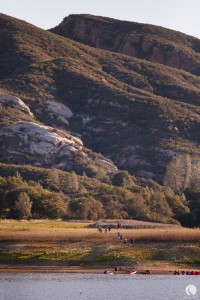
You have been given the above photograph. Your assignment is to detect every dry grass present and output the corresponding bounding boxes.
[0,228,108,242]
[0,220,92,231]
[122,228,200,242]
[94,219,181,229]
[0,220,199,242]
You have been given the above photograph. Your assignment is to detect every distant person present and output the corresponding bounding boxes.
[124,238,127,246]
[108,226,111,232]
[130,238,134,245]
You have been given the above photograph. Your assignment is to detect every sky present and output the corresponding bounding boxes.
[1,0,200,39]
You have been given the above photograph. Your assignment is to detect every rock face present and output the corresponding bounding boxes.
[0,94,33,116]
[44,100,73,125]
[50,14,200,75]
[0,121,116,172]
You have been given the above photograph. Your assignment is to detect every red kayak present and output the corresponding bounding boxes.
[173,271,200,275]
[186,271,200,275]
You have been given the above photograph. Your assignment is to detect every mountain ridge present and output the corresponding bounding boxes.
[1,13,200,180]
[50,14,200,75]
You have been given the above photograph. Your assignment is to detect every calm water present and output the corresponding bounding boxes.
[0,273,199,300]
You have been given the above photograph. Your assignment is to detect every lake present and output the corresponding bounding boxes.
[0,273,199,300]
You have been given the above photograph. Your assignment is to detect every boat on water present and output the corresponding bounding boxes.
[141,270,151,275]
[173,271,200,275]
[128,271,137,275]
[103,270,114,274]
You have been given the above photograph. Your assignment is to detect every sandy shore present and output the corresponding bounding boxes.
[0,263,198,275]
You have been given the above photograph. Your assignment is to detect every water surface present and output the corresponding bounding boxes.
[0,273,199,300]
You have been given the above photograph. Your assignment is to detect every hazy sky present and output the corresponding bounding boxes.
[1,0,200,39]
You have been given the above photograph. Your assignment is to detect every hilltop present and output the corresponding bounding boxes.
[51,14,200,75]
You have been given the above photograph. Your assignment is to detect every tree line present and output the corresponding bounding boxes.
[0,165,191,224]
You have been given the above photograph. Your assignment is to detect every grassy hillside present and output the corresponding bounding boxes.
[1,14,200,180]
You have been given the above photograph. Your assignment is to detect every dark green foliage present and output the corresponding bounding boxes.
[0,171,68,219]
[183,188,200,227]
[14,192,32,220]
[112,171,134,187]
[69,196,105,220]
[0,164,190,224]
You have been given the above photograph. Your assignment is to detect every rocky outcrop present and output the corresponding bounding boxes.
[50,14,200,75]
[44,100,73,125]
[0,121,116,172]
[0,94,33,116]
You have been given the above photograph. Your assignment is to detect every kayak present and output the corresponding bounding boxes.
[173,271,200,275]
[128,271,137,275]
[141,270,151,274]
[187,271,200,275]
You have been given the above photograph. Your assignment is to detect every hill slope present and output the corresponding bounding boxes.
[50,14,200,75]
[1,14,200,180]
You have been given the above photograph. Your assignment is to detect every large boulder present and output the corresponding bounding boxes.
[45,100,73,125]
[0,94,33,116]
[0,121,116,172]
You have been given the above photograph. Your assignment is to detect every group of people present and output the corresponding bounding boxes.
[97,225,111,233]
[117,231,134,246]
[97,224,134,246]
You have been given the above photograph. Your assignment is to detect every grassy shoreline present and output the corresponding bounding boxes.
[0,220,200,274]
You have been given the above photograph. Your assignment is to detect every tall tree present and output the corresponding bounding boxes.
[163,154,192,192]
[15,192,32,220]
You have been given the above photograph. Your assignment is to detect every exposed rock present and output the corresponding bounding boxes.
[151,46,164,64]
[0,94,33,116]
[51,14,200,75]
[57,116,69,125]
[0,121,116,172]
[121,34,138,56]
[141,36,154,53]
[45,100,73,125]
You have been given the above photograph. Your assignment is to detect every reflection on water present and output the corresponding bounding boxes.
[0,273,199,300]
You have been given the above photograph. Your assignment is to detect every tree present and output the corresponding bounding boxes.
[38,195,66,219]
[60,172,79,194]
[15,192,32,220]
[190,161,200,191]
[104,199,128,219]
[69,196,105,220]
[46,168,60,191]
[163,155,192,192]
[112,171,134,188]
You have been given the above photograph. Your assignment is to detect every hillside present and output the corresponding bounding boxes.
[50,14,200,75]
[1,14,200,181]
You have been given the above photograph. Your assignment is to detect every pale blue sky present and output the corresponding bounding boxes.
[1,0,200,39]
